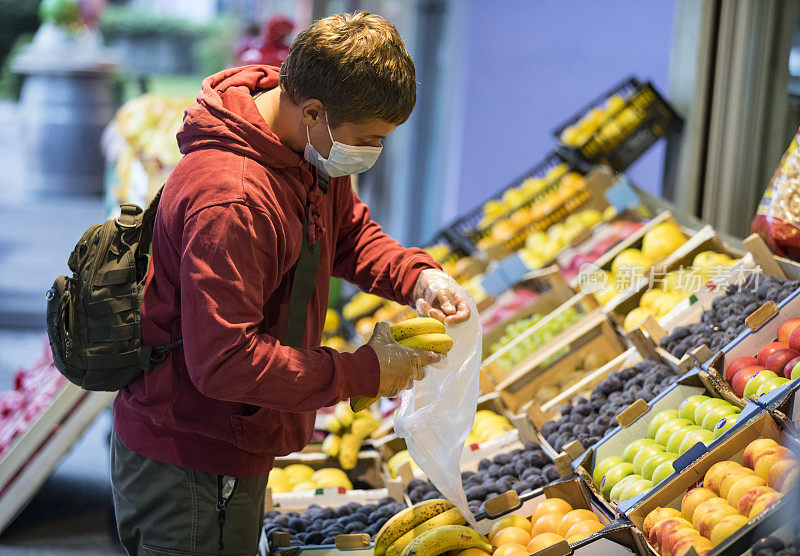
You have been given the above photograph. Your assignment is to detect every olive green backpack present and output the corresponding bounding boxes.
[46,188,182,391]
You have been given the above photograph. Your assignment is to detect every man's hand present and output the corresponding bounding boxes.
[412,269,472,325]
[367,321,441,398]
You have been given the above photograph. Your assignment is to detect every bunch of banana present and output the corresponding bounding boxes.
[351,317,454,412]
[322,401,380,470]
[374,499,491,556]
[343,292,386,321]
[465,410,514,446]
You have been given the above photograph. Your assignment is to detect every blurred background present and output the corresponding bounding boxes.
[0,0,799,553]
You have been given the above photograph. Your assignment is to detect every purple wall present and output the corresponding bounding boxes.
[447,0,676,215]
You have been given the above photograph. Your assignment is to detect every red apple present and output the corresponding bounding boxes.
[725,356,759,382]
[758,342,789,366]
[732,366,765,397]
[784,356,800,379]
[765,349,800,374]
[790,327,800,351]
[778,318,800,344]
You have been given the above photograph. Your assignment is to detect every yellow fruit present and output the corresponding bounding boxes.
[611,249,652,277]
[398,333,453,354]
[492,527,532,547]
[267,468,291,492]
[338,432,360,470]
[624,307,652,332]
[334,402,355,428]
[595,287,617,306]
[322,434,341,457]
[654,293,684,318]
[283,464,314,482]
[390,317,446,341]
[292,481,316,492]
[351,415,379,440]
[323,308,340,333]
[642,222,686,262]
[489,517,533,542]
[606,94,626,112]
[314,473,353,490]
[640,289,664,311]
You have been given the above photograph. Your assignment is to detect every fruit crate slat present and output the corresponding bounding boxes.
[492,310,627,413]
[442,151,583,247]
[623,407,798,551]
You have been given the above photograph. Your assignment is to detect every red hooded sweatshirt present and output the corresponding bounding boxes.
[112,66,439,478]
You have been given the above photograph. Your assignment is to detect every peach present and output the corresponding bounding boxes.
[673,536,713,556]
[526,533,565,552]
[642,507,682,537]
[650,517,694,548]
[754,451,796,481]
[704,461,745,494]
[743,438,779,469]
[681,488,717,522]
[737,486,777,516]
[697,503,738,538]
[780,468,799,493]
[691,498,729,529]
[661,528,703,556]
[749,491,782,518]
[719,470,754,500]
[709,514,749,546]
[564,519,604,540]
[726,474,766,507]
[767,458,798,490]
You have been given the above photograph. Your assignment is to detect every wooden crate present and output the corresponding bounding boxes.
[273,449,384,490]
[481,268,576,360]
[482,293,601,390]
[605,225,745,331]
[492,310,627,413]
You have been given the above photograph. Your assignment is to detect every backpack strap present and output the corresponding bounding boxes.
[284,172,328,348]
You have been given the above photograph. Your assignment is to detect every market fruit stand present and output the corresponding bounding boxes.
[1,75,799,556]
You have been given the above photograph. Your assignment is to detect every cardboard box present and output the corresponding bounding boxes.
[491,309,626,412]
[482,268,576,360]
[605,226,744,331]
[265,484,405,514]
[474,478,649,556]
[625,410,800,554]
[572,369,764,516]
[704,287,800,408]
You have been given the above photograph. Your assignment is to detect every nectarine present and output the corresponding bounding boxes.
[680,487,716,522]
[697,503,737,538]
[743,438,779,469]
[737,485,777,516]
[709,514,749,546]
[642,507,682,537]
[726,474,766,508]
[749,491,782,518]
[703,461,745,494]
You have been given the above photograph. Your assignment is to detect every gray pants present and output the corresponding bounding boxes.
[110,431,267,555]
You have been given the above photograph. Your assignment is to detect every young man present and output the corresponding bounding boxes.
[110,12,471,555]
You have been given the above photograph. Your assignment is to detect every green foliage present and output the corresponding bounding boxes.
[0,0,41,70]
[38,0,78,26]
[193,17,236,76]
[0,33,33,100]
[99,5,207,38]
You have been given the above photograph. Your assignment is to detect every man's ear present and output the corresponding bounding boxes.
[301,99,325,126]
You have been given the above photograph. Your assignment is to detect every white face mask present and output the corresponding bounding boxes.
[304,114,382,178]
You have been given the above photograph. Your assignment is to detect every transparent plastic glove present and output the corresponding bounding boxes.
[367,321,442,398]
[412,269,472,325]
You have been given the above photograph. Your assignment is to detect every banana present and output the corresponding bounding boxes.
[390,317,446,341]
[326,415,344,435]
[351,415,379,439]
[400,525,492,556]
[373,499,455,556]
[334,402,355,428]
[337,432,359,470]
[351,396,377,412]
[386,508,468,556]
[322,434,341,457]
[399,333,453,355]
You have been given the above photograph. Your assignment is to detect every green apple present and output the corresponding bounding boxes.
[654,418,693,446]
[593,455,624,485]
[693,398,730,425]
[756,377,790,397]
[678,395,711,421]
[619,478,653,502]
[666,425,701,454]
[700,405,740,431]
[609,473,642,501]
[641,452,677,481]
[600,462,634,498]
[651,459,676,485]
[791,362,800,380]
[714,416,738,438]
[623,438,658,463]
[744,370,778,398]
[632,444,666,475]
[647,409,679,439]
[678,428,715,454]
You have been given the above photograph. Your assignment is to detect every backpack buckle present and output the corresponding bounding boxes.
[116,204,142,229]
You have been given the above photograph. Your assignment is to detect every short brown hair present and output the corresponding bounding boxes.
[280,12,416,126]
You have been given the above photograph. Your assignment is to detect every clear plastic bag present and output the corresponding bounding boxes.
[393,293,481,525]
